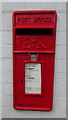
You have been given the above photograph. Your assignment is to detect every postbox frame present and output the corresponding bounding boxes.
[13,10,57,111]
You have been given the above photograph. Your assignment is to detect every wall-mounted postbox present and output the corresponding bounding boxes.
[13,10,57,111]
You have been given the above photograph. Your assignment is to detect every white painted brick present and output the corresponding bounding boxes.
[0,14,1,25]
[0,59,2,71]
[2,71,12,84]
[0,72,2,84]
[0,84,2,96]
[54,73,66,86]
[55,46,66,59]
[56,31,66,45]
[0,95,2,107]
[0,107,2,120]
[2,58,12,71]
[2,13,12,31]
[0,45,2,58]
[40,97,66,118]
[2,31,12,45]
[2,45,12,58]
[0,32,2,45]
[55,59,66,73]
[2,2,66,12]
[2,12,66,31]
[24,2,66,13]
[0,2,2,9]
[2,84,13,96]
[57,12,66,32]
[2,95,13,107]
[54,84,66,97]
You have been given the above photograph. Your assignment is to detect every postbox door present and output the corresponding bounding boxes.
[14,53,54,110]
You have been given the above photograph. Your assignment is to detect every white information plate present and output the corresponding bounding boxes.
[25,63,41,94]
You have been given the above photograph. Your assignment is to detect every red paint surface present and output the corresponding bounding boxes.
[13,10,57,111]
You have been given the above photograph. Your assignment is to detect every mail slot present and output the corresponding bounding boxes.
[13,10,57,111]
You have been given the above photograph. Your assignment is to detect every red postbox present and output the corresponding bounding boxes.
[13,10,57,111]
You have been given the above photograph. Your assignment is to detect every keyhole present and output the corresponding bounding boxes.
[21,79,23,83]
